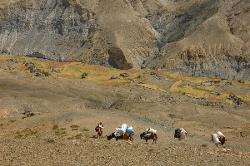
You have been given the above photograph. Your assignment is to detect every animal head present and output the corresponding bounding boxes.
[219,136,226,145]
[174,128,181,138]
[140,132,146,139]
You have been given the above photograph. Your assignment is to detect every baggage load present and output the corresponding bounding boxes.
[180,128,187,134]
[114,123,132,137]
[121,123,128,130]
[217,131,225,137]
[145,132,152,137]
[126,126,134,135]
[147,128,157,134]
[114,128,124,137]
[211,133,220,144]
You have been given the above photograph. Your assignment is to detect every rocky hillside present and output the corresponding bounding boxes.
[0,0,97,61]
[0,0,249,79]
[143,0,250,80]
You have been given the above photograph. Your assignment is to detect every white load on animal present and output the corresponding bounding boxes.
[146,128,157,134]
[121,123,128,133]
[114,128,123,137]
[211,133,221,146]
[114,123,129,137]
[217,131,225,137]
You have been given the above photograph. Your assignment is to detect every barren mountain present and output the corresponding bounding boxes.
[0,0,249,79]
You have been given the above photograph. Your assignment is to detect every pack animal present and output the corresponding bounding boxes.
[211,131,227,147]
[174,128,188,140]
[107,132,134,141]
[140,131,158,144]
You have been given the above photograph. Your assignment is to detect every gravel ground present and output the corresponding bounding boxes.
[0,137,249,166]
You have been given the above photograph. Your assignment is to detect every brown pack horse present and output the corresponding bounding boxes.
[107,132,134,141]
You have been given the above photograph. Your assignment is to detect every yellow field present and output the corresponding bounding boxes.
[0,54,249,105]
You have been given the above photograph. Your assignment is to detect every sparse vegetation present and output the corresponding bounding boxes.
[54,128,67,137]
[81,128,89,132]
[22,107,35,119]
[67,133,83,140]
[52,124,59,130]
[81,72,88,79]
[227,94,243,106]
[9,119,16,123]
[0,55,249,106]
[39,70,50,77]
[70,125,80,131]
[181,92,186,95]
[52,125,67,136]
[15,128,37,139]
[46,138,55,143]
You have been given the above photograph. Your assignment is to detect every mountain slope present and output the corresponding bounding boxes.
[0,0,249,79]
[0,0,96,61]
[144,0,250,80]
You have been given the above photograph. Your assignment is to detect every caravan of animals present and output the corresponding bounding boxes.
[95,122,225,146]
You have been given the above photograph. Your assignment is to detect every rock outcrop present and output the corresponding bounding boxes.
[0,0,96,61]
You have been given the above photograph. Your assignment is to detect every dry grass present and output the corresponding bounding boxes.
[137,83,166,92]
[0,54,141,85]
[169,79,250,105]
[160,70,220,84]
[237,94,250,104]
[170,81,211,98]
[0,54,249,105]
[15,128,38,139]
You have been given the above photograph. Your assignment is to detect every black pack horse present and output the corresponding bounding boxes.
[140,131,158,144]
[174,128,187,140]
